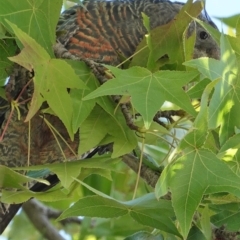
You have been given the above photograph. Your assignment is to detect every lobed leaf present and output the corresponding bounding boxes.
[84,66,198,129]
[7,20,85,138]
[159,149,240,238]
[0,0,62,54]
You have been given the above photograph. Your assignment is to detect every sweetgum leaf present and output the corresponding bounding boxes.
[68,60,98,133]
[211,210,240,232]
[185,34,240,145]
[96,97,137,157]
[208,34,239,144]
[186,78,211,99]
[179,79,219,150]
[158,149,240,239]
[0,0,62,54]
[59,195,128,219]
[124,231,163,240]
[79,104,137,158]
[79,105,111,155]
[14,157,120,190]
[0,165,49,189]
[7,20,85,138]
[200,205,212,240]
[58,192,179,236]
[2,188,68,204]
[184,57,223,81]
[84,66,197,129]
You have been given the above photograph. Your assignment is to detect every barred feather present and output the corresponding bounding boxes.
[56,0,220,64]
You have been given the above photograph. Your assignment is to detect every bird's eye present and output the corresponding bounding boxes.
[199,31,208,40]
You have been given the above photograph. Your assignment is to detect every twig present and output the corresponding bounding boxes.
[122,154,161,188]
[153,109,186,128]
[23,199,65,240]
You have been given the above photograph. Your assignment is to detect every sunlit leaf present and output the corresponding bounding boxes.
[0,0,62,54]
[7,20,85,138]
[84,66,197,129]
[216,14,240,29]
[157,149,240,238]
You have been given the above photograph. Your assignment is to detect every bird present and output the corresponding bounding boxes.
[56,0,220,64]
[0,0,220,234]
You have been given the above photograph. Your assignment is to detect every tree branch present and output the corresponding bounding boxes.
[122,154,161,188]
[23,199,65,240]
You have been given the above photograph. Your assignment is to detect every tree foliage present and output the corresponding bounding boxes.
[0,0,240,239]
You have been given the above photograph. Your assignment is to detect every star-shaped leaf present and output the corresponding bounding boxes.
[156,149,240,239]
[58,191,179,236]
[0,0,62,54]
[84,66,197,129]
[7,20,85,138]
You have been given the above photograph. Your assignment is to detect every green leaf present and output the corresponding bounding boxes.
[186,78,211,99]
[43,162,81,189]
[15,156,120,189]
[110,117,138,158]
[0,165,49,189]
[208,34,239,144]
[141,13,155,70]
[96,97,138,157]
[200,205,212,240]
[184,57,223,81]
[79,103,137,158]
[79,168,111,182]
[0,0,62,54]
[84,66,197,129]
[179,79,219,150]
[0,39,16,82]
[211,210,240,232]
[216,14,240,29]
[15,156,120,172]
[130,0,203,68]
[79,105,110,155]
[187,226,206,240]
[124,231,163,240]
[125,194,180,236]
[129,209,180,237]
[185,33,240,145]
[0,23,6,38]
[58,195,128,220]
[2,187,68,204]
[7,20,85,138]
[81,168,113,184]
[163,149,240,238]
[68,60,98,133]
[218,133,240,159]
[59,191,180,236]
